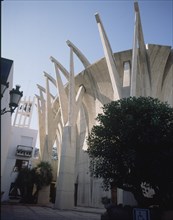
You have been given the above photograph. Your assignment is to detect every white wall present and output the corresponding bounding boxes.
[1,126,37,201]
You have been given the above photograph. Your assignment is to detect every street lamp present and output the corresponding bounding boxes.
[1,85,23,115]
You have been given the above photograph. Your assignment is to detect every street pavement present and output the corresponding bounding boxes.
[1,203,105,220]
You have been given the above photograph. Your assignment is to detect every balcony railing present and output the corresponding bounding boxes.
[16,145,33,158]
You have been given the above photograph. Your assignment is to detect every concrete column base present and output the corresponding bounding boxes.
[37,185,50,204]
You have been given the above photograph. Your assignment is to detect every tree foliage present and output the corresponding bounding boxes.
[15,161,53,203]
[33,161,53,190]
[15,167,35,203]
[87,96,173,208]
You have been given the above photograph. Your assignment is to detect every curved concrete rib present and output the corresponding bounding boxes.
[54,108,61,123]
[35,95,41,114]
[50,56,69,80]
[52,59,68,126]
[35,96,43,158]
[95,13,121,100]
[67,47,76,127]
[44,71,56,87]
[52,94,59,108]
[36,84,46,111]
[66,40,91,68]
[74,85,85,123]
[35,94,41,100]
[45,75,56,162]
[35,88,46,114]
[45,75,51,111]
[37,84,46,93]
[37,84,55,100]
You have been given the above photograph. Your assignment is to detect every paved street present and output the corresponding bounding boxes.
[1,204,104,220]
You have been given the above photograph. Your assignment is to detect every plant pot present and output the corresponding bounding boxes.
[37,185,50,204]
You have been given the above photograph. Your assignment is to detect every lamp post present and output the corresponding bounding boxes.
[1,84,23,115]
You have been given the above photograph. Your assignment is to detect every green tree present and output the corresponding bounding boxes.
[33,161,53,190]
[87,96,173,208]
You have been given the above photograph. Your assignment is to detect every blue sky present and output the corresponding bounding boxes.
[2,0,173,130]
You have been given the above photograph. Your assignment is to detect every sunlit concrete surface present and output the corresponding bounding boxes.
[35,1,173,209]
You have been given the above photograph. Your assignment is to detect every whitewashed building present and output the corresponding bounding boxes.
[1,58,38,201]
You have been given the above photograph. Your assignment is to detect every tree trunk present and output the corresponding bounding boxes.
[111,185,117,204]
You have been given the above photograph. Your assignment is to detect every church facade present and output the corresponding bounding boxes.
[35,2,173,209]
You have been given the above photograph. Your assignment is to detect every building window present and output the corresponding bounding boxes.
[13,159,29,172]
[123,61,131,87]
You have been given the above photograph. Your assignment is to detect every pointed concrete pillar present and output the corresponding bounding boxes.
[67,48,76,127]
[35,95,43,159]
[36,85,46,161]
[134,2,151,96]
[54,125,76,209]
[130,8,138,96]
[54,47,85,210]
[95,13,121,100]
[39,77,52,163]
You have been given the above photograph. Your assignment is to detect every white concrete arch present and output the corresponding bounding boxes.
[66,40,91,69]
[43,71,56,87]
[50,56,69,80]
[37,83,55,100]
